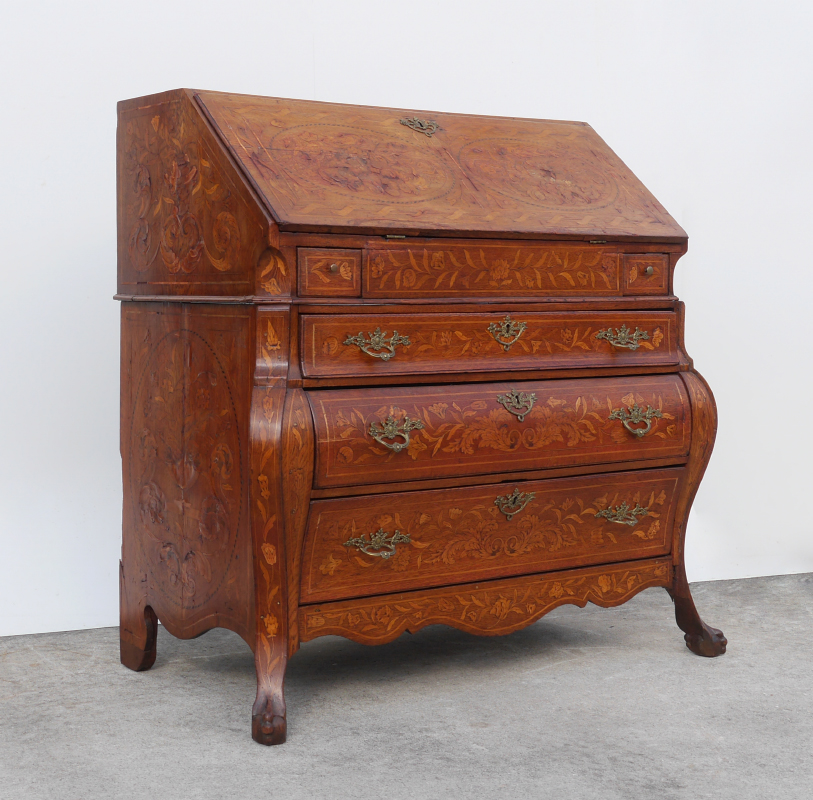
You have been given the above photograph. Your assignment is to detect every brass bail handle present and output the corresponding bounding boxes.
[608,403,663,438]
[494,487,536,521]
[596,324,650,350]
[595,501,649,526]
[344,327,411,361]
[487,315,527,352]
[368,414,425,453]
[344,528,411,559]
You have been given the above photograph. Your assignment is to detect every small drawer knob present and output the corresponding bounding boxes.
[645,265,655,276]
[329,263,340,274]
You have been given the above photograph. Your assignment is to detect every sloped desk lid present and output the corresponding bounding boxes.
[196,91,685,241]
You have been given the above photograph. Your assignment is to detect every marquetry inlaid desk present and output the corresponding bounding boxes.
[117,89,726,745]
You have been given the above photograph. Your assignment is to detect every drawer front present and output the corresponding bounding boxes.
[623,254,669,295]
[298,248,361,297]
[300,468,682,603]
[309,375,690,489]
[302,311,679,377]
[364,243,621,298]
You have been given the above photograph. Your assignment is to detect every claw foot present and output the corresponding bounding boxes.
[252,702,287,745]
[684,623,727,658]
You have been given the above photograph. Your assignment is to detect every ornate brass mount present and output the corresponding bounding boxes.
[343,528,411,559]
[487,315,527,352]
[494,487,536,520]
[400,117,439,137]
[496,389,537,422]
[369,414,425,453]
[344,327,410,361]
[596,324,649,350]
[595,501,649,526]
[608,403,663,438]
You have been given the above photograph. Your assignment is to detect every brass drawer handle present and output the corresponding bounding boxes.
[496,389,537,422]
[487,315,527,352]
[344,327,410,361]
[596,324,650,350]
[369,414,425,453]
[494,487,536,520]
[608,403,663,438]
[595,502,649,526]
[344,528,411,559]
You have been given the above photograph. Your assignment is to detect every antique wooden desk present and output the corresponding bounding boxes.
[117,89,726,745]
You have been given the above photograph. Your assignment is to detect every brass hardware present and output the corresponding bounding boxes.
[595,502,649,526]
[369,414,424,453]
[588,239,607,244]
[400,117,440,137]
[385,234,406,239]
[344,528,411,559]
[329,263,339,274]
[344,327,410,361]
[487,315,528,352]
[596,324,650,350]
[496,389,537,422]
[494,487,536,520]
[645,265,655,276]
[608,403,663,438]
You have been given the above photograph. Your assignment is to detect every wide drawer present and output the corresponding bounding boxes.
[301,311,678,378]
[308,374,690,489]
[300,467,682,603]
[364,242,623,298]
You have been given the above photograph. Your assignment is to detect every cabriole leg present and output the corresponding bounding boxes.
[251,634,288,745]
[671,563,727,657]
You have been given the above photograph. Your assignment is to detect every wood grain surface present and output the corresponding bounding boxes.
[309,374,690,488]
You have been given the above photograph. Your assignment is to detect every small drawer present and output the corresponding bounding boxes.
[623,255,669,295]
[300,467,682,603]
[308,374,691,489]
[298,248,361,297]
[301,310,679,378]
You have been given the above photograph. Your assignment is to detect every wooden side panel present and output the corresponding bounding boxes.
[364,243,620,297]
[300,468,681,603]
[117,89,270,297]
[302,311,679,378]
[120,302,254,643]
[309,375,690,489]
[300,558,673,644]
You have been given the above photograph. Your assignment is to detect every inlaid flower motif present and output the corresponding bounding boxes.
[371,256,385,278]
[261,543,277,565]
[428,402,448,418]
[549,582,565,599]
[258,474,270,500]
[489,259,510,282]
[320,554,342,576]
[439,331,453,346]
[431,252,445,269]
[403,268,417,288]
[597,575,613,594]
[490,595,511,619]
[263,614,279,636]
[390,549,411,572]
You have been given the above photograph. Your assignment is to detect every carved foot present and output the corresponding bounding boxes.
[684,623,727,658]
[120,604,158,671]
[251,695,287,745]
[671,563,727,658]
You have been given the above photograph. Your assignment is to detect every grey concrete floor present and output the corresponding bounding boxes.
[1,574,812,800]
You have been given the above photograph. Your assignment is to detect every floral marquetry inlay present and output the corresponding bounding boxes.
[301,470,679,603]
[300,560,673,644]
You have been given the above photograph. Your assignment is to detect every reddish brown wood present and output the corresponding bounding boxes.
[309,374,690,489]
[118,89,721,747]
[623,255,669,295]
[301,468,681,603]
[298,248,361,297]
[302,311,679,378]
[195,91,686,242]
[299,557,673,645]
[364,243,622,297]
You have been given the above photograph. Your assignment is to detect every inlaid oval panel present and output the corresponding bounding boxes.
[269,124,456,204]
[128,329,244,609]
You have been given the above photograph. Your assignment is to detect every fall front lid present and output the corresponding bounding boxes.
[196,90,685,241]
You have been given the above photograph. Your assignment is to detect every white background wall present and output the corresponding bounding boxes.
[2,1,812,637]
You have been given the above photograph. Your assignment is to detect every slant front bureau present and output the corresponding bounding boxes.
[117,89,726,745]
